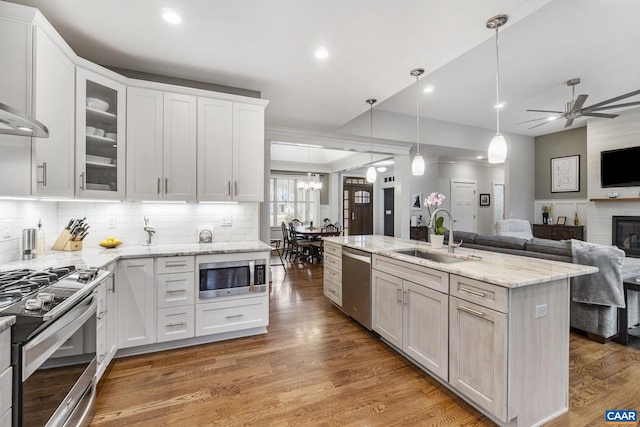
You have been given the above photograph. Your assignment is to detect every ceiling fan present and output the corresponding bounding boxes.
[518,78,640,129]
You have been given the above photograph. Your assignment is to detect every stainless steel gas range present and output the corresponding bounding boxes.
[0,265,110,427]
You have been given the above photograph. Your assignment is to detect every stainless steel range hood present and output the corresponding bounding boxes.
[0,102,49,138]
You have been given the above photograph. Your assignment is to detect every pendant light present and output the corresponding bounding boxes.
[366,98,377,183]
[410,68,425,175]
[486,14,508,164]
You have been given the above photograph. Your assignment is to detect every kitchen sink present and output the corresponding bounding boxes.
[392,249,468,263]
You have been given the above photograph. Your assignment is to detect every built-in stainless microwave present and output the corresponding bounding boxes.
[198,258,267,299]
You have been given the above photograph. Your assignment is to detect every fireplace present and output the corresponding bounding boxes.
[612,216,640,258]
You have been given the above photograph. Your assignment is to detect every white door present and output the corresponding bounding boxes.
[450,179,477,233]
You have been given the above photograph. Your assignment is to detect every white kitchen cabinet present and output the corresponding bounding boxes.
[32,25,75,198]
[76,67,126,199]
[96,264,118,381]
[197,98,265,202]
[126,87,196,201]
[156,256,195,342]
[0,9,32,196]
[196,294,268,337]
[0,328,12,425]
[372,268,449,381]
[117,258,156,349]
[323,242,342,306]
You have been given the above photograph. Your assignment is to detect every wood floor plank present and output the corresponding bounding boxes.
[92,261,640,426]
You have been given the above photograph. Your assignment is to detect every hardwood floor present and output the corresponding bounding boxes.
[92,262,640,426]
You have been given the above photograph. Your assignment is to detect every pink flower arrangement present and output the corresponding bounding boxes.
[424,192,448,235]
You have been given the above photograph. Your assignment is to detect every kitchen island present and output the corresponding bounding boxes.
[323,235,596,427]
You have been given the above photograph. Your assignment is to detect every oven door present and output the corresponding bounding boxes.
[199,260,254,299]
[16,291,97,427]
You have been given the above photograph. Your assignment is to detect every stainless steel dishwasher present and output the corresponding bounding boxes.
[341,247,372,330]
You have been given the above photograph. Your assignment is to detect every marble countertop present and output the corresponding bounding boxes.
[0,316,15,333]
[324,235,598,288]
[0,241,272,271]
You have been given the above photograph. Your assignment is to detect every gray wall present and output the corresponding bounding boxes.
[534,127,587,199]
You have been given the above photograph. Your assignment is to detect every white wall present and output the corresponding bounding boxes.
[586,107,640,246]
[0,199,259,264]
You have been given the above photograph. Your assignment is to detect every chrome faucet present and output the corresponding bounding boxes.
[143,216,155,246]
[428,208,460,253]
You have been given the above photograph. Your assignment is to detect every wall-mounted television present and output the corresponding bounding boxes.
[601,146,640,188]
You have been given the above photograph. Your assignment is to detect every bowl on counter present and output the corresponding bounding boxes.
[99,241,122,249]
[87,97,109,112]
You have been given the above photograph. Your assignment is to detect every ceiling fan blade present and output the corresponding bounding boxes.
[583,89,640,110]
[582,112,619,119]
[513,117,555,125]
[564,118,575,128]
[586,101,640,112]
[526,109,564,113]
[572,94,588,111]
[528,121,551,130]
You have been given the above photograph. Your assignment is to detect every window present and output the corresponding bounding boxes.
[269,176,316,227]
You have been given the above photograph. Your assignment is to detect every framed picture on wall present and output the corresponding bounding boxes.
[551,155,580,193]
[479,193,490,206]
[411,193,422,210]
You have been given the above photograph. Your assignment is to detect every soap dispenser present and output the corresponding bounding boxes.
[36,219,46,256]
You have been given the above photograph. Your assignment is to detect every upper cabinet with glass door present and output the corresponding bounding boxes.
[76,67,126,199]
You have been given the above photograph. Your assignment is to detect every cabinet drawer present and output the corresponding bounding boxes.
[196,295,268,337]
[157,306,195,342]
[450,275,508,313]
[0,329,10,369]
[324,252,342,271]
[157,272,196,308]
[324,278,342,306]
[0,367,11,416]
[372,254,449,294]
[324,264,341,286]
[156,256,194,274]
[324,242,342,258]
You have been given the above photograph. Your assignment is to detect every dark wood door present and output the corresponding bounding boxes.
[343,178,373,236]
[384,188,394,236]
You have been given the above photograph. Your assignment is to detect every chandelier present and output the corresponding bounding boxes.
[297,148,322,191]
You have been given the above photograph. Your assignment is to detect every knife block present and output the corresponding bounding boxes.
[52,229,83,251]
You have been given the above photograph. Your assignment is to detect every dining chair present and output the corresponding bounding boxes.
[281,222,294,260]
[291,218,303,227]
[270,238,285,267]
[289,223,312,262]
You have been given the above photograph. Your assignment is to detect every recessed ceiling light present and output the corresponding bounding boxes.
[476,155,484,159]
[494,103,505,109]
[547,116,558,121]
[162,9,182,24]
[376,166,387,173]
[423,86,434,93]
[314,48,329,59]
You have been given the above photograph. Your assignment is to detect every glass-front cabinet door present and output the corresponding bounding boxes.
[75,67,126,199]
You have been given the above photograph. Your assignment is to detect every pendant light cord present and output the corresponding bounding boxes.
[495,26,501,135]
[415,74,420,155]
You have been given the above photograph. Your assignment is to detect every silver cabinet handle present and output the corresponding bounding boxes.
[38,162,47,186]
[164,261,187,267]
[460,287,486,298]
[225,314,244,319]
[403,290,408,305]
[157,177,161,194]
[397,288,402,303]
[166,321,187,327]
[234,181,238,196]
[97,310,107,320]
[227,181,231,196]
[165,178,168,194]
[459,305,485,317]
[166,289,185,294]
[79,172,85,191]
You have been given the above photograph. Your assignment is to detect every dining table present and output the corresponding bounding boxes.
[293,226,341,239]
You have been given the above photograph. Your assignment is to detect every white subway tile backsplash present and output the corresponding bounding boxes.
[0,200,259,263]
